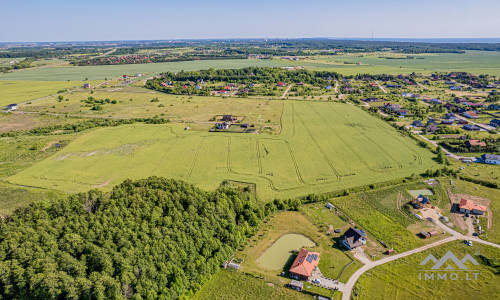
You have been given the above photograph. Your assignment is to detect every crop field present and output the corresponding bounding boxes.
[0,59,285,81]
[354,241,500,300]
[0,80,101,107]
[8,101,436,199]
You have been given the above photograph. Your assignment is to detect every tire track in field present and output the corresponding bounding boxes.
[185,137,205,180]
[284,140,306,185]
[307,103,385,174]
[347,105,423,166]
[150,137,181,176]
[293,107,341,179]
[326,104,403,170]
[346,105,422,165]
[256,140,263,175]
[226,137,233,173]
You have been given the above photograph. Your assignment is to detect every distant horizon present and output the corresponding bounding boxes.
[3,0,499,43]
[2,37,500,45]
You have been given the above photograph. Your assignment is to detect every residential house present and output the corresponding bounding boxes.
[431,98,442,104]
[397,109,408,116]
[464,111,479,119]
[481,154,500,165]
[441,119,454,125]
[401,92,413,97]
[384,103,401,111]
[296,82,304,86]
[341,227,367,250]
[325,85,332,89]
[412,120,424,127]
[83,83,91,88]
[412,194,431,209]
[386,84,402,88]
[454,97,467,104]
[288,249,320,281]
[277,82,286,87]
[426,124,439,133]
[466,140,486,147]
[364,97,379,102]
[445,113,456,119]
[216,122,230,130]
[450,86,463,90]
[490,119,500,128]
[488,104,500,110]
[459,199,486,215]
[462,124,480,131]
[458,119,469,125]
[6,104,18,111]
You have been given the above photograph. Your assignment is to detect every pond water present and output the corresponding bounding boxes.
[258,233,315,270]
[408,189,434,198]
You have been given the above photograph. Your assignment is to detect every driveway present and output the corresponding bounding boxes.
[308,267,344,291]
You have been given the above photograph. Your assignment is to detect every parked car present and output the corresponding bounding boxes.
[312,279,321,284]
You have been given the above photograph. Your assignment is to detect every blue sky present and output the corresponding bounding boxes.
[2,0,499,42]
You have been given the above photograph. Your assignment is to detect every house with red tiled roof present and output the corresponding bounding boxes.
[289,249,320,280]
[466,140,486,147]
[459,199,486,215]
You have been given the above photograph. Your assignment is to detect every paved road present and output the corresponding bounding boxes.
[454,115,495,131]
[342,218,500,300]
[417,134,475,161]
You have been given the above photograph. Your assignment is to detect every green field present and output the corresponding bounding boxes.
[0,80,100,107]
[0,59,285,81]
[354,241,500,300]
[7,101,436,200]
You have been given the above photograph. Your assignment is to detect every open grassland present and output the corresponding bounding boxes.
[0,113,81,133]
[193,270,312,300]
[19,87,284,125]
[0,80,102,107]
[0,181,66,216]
[0,59,285,81]
[7,101,436,200]
[354,241,500,300]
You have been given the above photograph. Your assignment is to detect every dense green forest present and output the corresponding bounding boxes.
[0,177,266,299]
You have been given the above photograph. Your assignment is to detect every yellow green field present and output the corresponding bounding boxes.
[8,101,436,200]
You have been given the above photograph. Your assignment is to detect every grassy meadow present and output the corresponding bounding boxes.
[7,101,436,200]
[0,80,102,107]
[354,241,500,300]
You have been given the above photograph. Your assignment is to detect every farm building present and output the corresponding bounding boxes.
[341,227,367,250]
[83,83,91,88]
[288,249,320,281]
[481,154,500,165]
[428,231,439,237]
[420,231,430,238]
[326,203,334,209]
[459,199,486,215]
[412,120,424,127]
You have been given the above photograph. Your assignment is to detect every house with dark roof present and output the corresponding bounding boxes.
[412,194,431,208]
[488,104,500,110]
[288,249,320,280]
[341,227,367,250]
[397,109,408,116]
[412,120,424,127]
[490,119,500,128]
[462,124,480,131]
[481,154,500,165]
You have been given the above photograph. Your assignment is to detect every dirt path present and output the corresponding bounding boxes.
[41,141,59,152]
[334,80,339,93]
[281,84,293,99]
[375,81,387,93]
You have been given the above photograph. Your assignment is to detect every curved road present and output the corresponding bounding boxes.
[342,219,500,300]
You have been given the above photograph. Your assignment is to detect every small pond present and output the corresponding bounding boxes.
[258,233,315,270]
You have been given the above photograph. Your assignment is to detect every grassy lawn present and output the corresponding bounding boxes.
[354,241,500,300]
[7,101,436,201]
